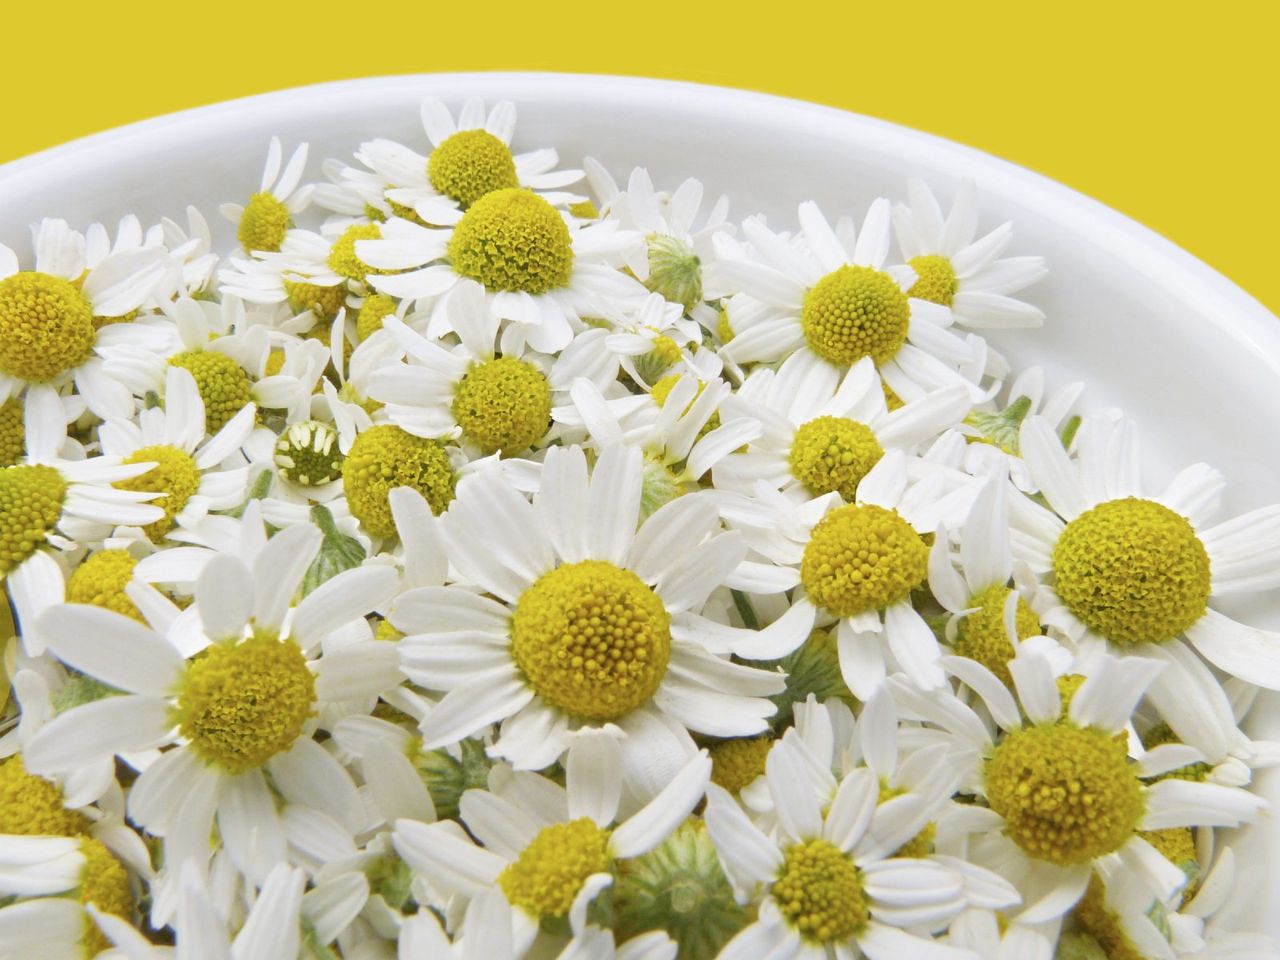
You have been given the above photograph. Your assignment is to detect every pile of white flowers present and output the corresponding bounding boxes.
[1,97,1278,960]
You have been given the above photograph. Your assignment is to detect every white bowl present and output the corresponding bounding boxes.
[3,72,1278,934]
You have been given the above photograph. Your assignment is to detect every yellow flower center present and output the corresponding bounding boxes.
[800,504,928,618]
[0,755,91,836]
[0,464,67,576]
[167,351,254,434]
[1052,498,1210,645]
[569,200,599,220]
[66,549,144,621]
[451,357,551,455]
[906,254,958,306]
[985,722,1144,866]
[342,425,455,539]
[789,416,884,502]
[114,445,200,543]
[356,293,397,341]
[1071,875,1145,960]
[263,349,286,378]
[274,420,344,486]
[953,585,1041,687]
[0,398,25,467]
[774,839,868,943]
[427,129,519,208]
[0,272,96,383]
[448,188,574,294]
[79,837,132,955]
[327,223,385,282]
[645,234,702,311]
[800,265,909,367]
[498,817,612,919]
[285,279,348,321]
[237,192,291,253]
[709,736,772,794]
[512,560,671,722]
[177,632,316,775]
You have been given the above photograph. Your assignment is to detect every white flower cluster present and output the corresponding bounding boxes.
[0,97,1278,960]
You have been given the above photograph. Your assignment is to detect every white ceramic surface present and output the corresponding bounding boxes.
[2,72,1278,934]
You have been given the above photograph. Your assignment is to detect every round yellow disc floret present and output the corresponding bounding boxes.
[342,425,455,539]
[512,560,671,722]
[773,839,868,943]
[0,464,67,576]
[78,836,132,955]
[237,192,291,253]
[499,817,612,919]
[0,398,25,467]
[447,188,573,294]
[285,279,348,320]
[66,549,144,621]
[985,722,1144,866]
[800,265,909,367]
[0,754,90,836]
[709,736,772,794]
[327,223,385,282]
[177,633,316,775]
[800,504,928,618]
[114,445,200,543]
[357,293,397,341]
[906,254,958,306]
[1052,497,1210,645]
[167,351,254,434]
[451,357,551,455]
[0,272,96,383]
[953,585,1041,687]
[789,416,884,502]
[274,420,344,487]
[428,129,519,208]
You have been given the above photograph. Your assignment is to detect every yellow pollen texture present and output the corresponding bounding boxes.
[0,272,96,383]
[1072,874,1145,960]
[0,755,91,836]
[800,265,910,367]
[428,129,519,208]
[789,416,884,502]
[512,560,671,722]
[78,837,133,955]
[800,504,928,618]
[0,398,26,467]
[342,425,455,539]
[451,357,551,455]
[237,192,291,253]
[66,549,144,621]
[1052,497,1210,645]
[953,585,1041,687]
[327,223,385,282]
[167,351,254,434]
[285,279,348,321]
[774,839,868,943]
[114,445,200,543]
[357,293,397,341]
[709,736,772,793]
[498,817,612,919]
[447,188,574,294]
[0,463,67,576]
[177,633,316,775]
[906,255,959,306]
[985,723,1144,866]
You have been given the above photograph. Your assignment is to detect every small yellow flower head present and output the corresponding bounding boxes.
[342,425,456,539]
[66,549,144,621]
[498,817,612,919]
[906,254,958,306]
[167,351,254,434]
[0,464,67,576]
[177,632,316,775]
[448,188,574,295]
[774,839,869,943]
[709,736,772,794]
[356,293,397,342]
[953,585,1041,687]
[78,837,133,955]
[800,265,910,367]
[0,398,25,468]
[114,445,200,543]
[985,722,1144,866]
[512,559,671,722]
[1052,497,1210,645]
[800,504,929,618]
[428,129,519,209]
[451,357,551,455]
[0,272,96,383]
[569,200,599,220]
[645,234,703,311]
[0,754,91,836]
[237,192,291,253]
[285,279,348,321]
[263,349,286,378]
[789,416,884,502]
[274,420,343,487]
[327,223,385,283]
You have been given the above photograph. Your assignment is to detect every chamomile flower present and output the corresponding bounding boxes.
[892,179,1048,329]
[601,292,704,388]
[1013,412,1280,691]
[713,200,989,400]
[217,250,351,326]
[220,137,313,254]
[389,444,799,777]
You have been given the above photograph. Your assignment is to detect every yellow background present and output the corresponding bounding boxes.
[2,3,1276,313]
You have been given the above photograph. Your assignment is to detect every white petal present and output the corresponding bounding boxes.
[251,523,323,630]
[24,695,173,774]
[292,564,397,649]
[611,751,711,858]
[566,728,624,827]
[40,604,183,696]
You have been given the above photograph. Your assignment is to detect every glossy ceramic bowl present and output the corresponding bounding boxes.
[1,72,1277,934]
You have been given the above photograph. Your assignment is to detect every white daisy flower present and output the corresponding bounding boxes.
[946,907,1059,960]
[217,249,351,328]
[599,292,704,389]
[892,179,1048,330]
[1012,412,1280,692]
[153,204,219,296]
[388,444,805,781]
[705,736,980,959]
[220,137,313,254]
